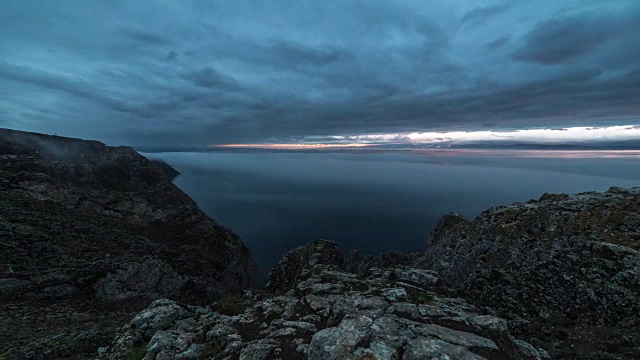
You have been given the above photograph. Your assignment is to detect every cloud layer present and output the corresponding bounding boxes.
[1,0,639,146]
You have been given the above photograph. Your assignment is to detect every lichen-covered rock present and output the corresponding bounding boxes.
[403,337,483,360]
[100,242,540,359]
[266,240,344,292]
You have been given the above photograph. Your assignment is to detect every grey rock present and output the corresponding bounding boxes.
[412,324,498,351]
[176,343,206,360]
[101,242,539,360]
[266,240,343,292]
[93,259,186,302]
[403,337,486,360]
[307,328,346,360]
[206,324,237,340]
[391,268,440,289]
[514,340,551,360]
[130,299,191,338]
[239,340,277,360]
[279,321,317,332]
[382,288,408,302]
[146,331,178,359]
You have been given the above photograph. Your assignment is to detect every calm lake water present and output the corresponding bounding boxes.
[147,150,640,282]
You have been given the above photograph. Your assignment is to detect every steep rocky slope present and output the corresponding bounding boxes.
[0,129,256,358]
[100,240,547,360]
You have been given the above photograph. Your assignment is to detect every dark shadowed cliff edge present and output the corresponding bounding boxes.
[1,129,638,359]
[0,128,256,358]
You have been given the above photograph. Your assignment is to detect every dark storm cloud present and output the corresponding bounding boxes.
[165,51,178,61]
[119,28,172,45]
[1,0,639,146]
[182,67,239,89]
[268,41,346,67]
[461,3,514,24]
[238,66,638,140]
[486,36,509,49]
[0,62,91,99]
[0,62,129,113]
[513,10,640,64]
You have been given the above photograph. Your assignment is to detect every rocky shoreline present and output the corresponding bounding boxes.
[1,129,638,359]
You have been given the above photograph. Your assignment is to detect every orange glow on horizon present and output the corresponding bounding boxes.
[212,143,377,150]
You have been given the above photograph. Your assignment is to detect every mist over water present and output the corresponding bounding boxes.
[147,151,640,282]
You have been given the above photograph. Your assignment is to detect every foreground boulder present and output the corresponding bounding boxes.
[0,129,256,358]
[100,240,546,359]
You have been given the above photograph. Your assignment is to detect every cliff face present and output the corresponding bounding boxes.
[0,129,256,357]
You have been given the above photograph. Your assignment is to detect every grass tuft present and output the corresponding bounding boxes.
[405,287,434,304]
[125,342,149,360]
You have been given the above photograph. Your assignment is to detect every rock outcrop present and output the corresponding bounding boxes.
[100,240,547,359]
[424,187,640,358]
[0,129,256,358]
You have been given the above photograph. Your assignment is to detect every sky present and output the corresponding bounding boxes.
[1,0,639,147]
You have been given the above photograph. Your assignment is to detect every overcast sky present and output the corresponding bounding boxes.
[1,0,639,146]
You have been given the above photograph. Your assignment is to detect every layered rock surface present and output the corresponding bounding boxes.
[0,129,256,358]
[100,240,547,360]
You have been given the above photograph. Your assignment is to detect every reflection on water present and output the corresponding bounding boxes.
[147,150,640,282]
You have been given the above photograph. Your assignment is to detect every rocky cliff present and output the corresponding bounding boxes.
[424,187,640,359]
[100,240,548,360]
[345,187,640,359]
[0,129,256,358]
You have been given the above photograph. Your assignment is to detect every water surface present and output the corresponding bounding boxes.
[148,150,640,281]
